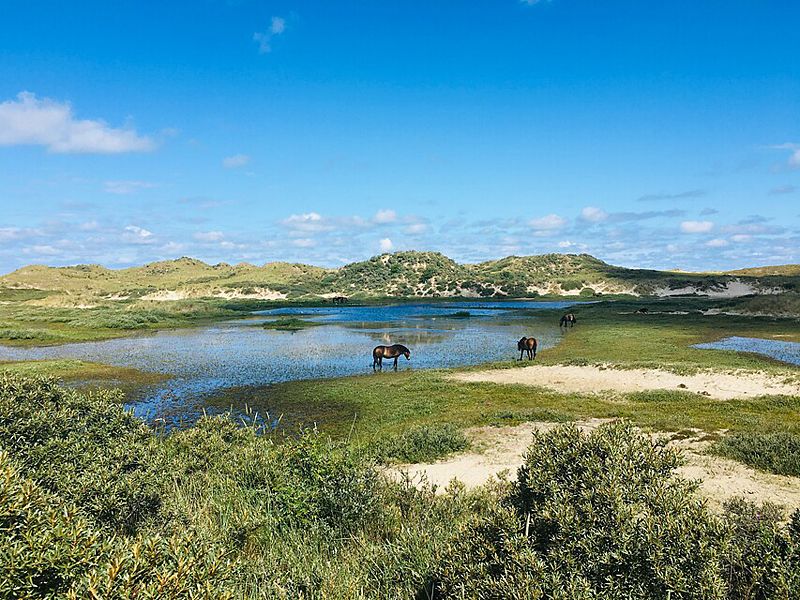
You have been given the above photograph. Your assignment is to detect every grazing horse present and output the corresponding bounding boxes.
[635,307,649,314]
[373,344,411,371]
[517,337,537,360]
[560,313,577,328]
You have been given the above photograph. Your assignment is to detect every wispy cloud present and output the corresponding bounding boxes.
[607,209,686,223]
[637,189,706,203]
[770,143,800,169]
[379,238,394,252]
[680,220,714,234]
[579,206,608,223]
[530,214,567,231]
[373,209,397,224]
[253,16,286,54]
[0,92,154,154]
[103,180,157,195]
[193,231,225,242]
[222,154,251,169]
[769,184,796,195]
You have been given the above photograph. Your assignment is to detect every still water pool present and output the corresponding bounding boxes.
[694,336,800,366]
[0,300,578,423]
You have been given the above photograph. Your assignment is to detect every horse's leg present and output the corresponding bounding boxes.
[393,356,398,370]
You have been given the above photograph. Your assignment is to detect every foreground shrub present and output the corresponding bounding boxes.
[721,498,800,600]
[0,373,162,534]
[432,422,727,599]
[0,450,238,599]
[166,416,382,535]
[372,423,469,463]
[712,431,800,477]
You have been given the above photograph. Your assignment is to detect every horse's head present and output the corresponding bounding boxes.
[404,349,411,360]
[517,337,527,350]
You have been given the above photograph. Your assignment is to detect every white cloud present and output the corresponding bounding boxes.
[281,212,333,234]
[771,143,800,169]
[0,92,154,154]
[222,154,251,169]
[680,220,714,234]
[373,209,397,224]
[253,16,286,53]
[291,238,315,248]
[731,234,752,243]
[379,238,394,252]
[558,240,574,248]
[24,245,60,256]
[123,225,155,244]
[404,222,428,235]
[270,16,286,34]
[104,180,156,195]
[580,206,608,223]
[705,238,728,248]
[193,231,225,242]
[530,214,567,231]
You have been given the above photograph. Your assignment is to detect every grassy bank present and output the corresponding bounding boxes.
[2,373,799,599]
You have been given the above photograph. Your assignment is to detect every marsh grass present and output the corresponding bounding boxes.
[262,317,321,331]
[370,423,469,463]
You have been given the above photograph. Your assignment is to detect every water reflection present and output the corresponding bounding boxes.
[694,336,800,366]
[0,300,580,424]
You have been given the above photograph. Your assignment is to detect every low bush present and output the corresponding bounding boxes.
[431,422,728,598]
[0,374,163,534]
[712,431,800,476]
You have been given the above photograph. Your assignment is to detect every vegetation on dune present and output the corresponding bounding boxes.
[2,251,797,311]
[1,374,799,598]
[712,431,800,477]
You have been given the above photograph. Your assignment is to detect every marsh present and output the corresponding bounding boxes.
[0,300,577,423]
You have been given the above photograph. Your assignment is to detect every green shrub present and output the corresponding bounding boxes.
[432,422,727,598]
[0,374,163,534]
[0,450,237,600]
[372,423,469,463]
[712,431,800,476]
[721,498,800,600]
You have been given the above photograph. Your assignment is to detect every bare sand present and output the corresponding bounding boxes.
[395,421,800,514]
[451,364,800,400]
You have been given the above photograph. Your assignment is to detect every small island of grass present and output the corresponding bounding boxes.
[262,317,320,331]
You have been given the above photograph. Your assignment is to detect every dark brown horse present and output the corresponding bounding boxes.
[560,313,577,327]
[373,344,411,371]
[517,337,537,360]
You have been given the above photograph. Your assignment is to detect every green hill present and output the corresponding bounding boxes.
[1,252,797,305]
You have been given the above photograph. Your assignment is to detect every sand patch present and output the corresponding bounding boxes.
[395,422,800,514]
[451,364,800,400]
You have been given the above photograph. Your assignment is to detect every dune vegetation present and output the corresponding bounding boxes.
[2,373,799,599]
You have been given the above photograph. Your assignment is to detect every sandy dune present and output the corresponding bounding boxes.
[451,364,800,400]
[396,421,800,514]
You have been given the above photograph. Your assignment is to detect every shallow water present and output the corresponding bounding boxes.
[0,300,578,424]
[694,336,800,366]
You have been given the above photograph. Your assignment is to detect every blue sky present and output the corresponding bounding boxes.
[1,0,798,273]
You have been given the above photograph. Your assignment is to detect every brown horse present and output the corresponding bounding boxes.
[560,313,577,327]
[373,344,411,371]
[517,337,537,360]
